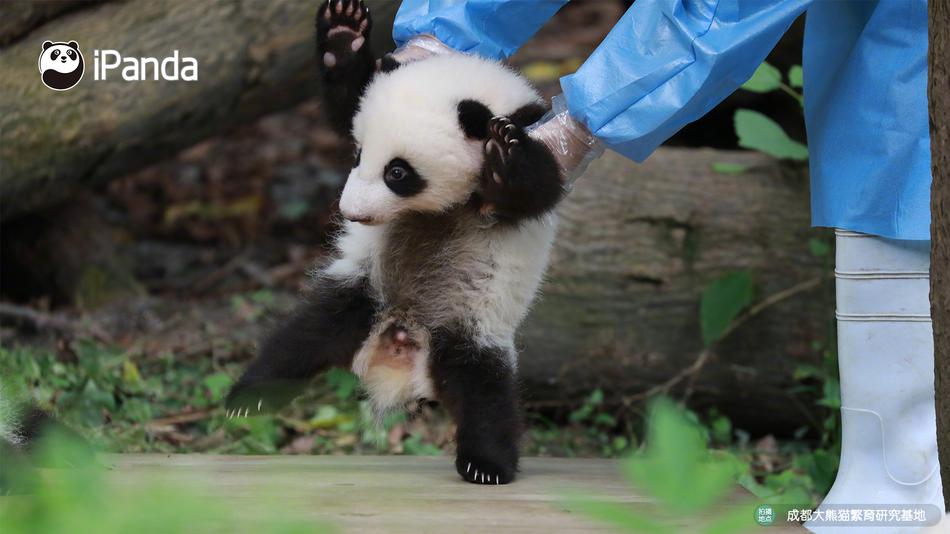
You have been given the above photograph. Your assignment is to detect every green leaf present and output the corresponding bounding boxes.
[621,399,738,513]
[793,364,823,381]
[709,413,732,445]
[734,110,808,161]
[808,238,831,257]
[588,388,604,406]
[741,62,782,93]
[700,272,754,347]
[711,162,747,175]
[788,65,803,88]
[202,372,232,402]
[817,379,841,409]
[325,368,359,400]
[121,360,142,387]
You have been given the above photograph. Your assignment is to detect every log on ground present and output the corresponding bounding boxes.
[0,0,397,220]
[521,148,834,435]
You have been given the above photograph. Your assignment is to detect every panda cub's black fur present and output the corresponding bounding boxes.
[226,0,565,485]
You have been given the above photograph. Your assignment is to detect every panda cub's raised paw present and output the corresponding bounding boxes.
[479,113,563,221]
[485,116,524,181]
[317,0,371,69]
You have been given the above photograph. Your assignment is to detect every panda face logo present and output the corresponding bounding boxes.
[38,40,84,91]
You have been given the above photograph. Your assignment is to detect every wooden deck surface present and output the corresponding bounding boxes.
[104,454,806,533]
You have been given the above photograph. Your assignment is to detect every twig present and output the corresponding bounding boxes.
[620,275,826,407]
[0,302,75,331]
[0,301,109,340]
[193,249,250,293]
[147,409,211,427]
[621,349,713,407]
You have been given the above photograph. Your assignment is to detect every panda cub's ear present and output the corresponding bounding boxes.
[67,41,79,50]
[457,100,493,140]
[43,40,53,51]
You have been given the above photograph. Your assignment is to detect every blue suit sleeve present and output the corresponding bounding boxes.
[560,0,810,162]
[393,0,568,60]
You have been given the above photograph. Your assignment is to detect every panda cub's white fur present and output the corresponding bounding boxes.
[339,54,543,223]
[326,54,557,416]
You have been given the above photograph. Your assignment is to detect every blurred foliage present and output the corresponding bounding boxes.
[0,431,333,534]
[566,399,811,533]
[733,62,808,161]
[527,389,633,458]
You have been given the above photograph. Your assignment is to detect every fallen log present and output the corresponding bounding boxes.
[521,148,833,435]
[0,0,397,220]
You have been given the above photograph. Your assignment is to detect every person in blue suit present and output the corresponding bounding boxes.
[392,1,944,530]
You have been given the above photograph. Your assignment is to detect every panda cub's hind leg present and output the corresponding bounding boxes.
[479,115,565,222]
[430,329,522,485]
[316,0,376,137]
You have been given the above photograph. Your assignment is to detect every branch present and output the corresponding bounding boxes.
[620,275,826,407]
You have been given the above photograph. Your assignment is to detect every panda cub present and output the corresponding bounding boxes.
[226,0,564,485]
[38,41,83,91]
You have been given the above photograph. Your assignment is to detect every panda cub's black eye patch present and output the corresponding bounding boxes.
[51,50,60,59]
[383,158,426,197]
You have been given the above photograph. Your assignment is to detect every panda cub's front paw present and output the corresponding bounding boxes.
[484,116,525,185]
[317,0,371,69]
[455,449,517,485]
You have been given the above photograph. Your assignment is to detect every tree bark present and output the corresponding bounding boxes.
[0,1,98,46]
[521,149,833,434]
[928,0,950,512]
[0,0,397,221]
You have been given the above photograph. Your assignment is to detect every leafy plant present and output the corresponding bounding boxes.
[733,62,807,161]
[734,110,808,161]
[566,398,760,533]
[0,342,441,456]
[0,432,333,534]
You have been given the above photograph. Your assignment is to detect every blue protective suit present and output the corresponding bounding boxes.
[393,0,932,240]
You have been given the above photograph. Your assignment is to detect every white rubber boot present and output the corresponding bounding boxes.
[806,230,945,532]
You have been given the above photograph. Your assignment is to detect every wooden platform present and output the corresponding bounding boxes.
[104,454,806,533]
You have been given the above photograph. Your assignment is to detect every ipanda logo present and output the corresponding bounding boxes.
[39,40,198,91]
[38,40,84,91]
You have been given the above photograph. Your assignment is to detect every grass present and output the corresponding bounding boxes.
[0,329,839,509]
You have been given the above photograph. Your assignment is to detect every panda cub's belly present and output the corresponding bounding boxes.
[348,209,557,414]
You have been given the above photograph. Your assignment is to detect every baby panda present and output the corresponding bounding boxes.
[226,0,564,485]
[38,41,83,91]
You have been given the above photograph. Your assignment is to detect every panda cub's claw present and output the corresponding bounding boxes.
[485,116,525,184]
[317,0,372,69]
[456,454,515,485]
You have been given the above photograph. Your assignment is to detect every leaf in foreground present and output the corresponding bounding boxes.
[700,271,754,347]
[741,62,782,93]
[734,110,808,161]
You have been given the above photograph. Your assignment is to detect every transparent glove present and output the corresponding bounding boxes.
[526,95,605,186]
[387,34,455,65]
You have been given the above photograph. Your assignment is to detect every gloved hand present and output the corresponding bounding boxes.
[387,42,604,184]
[387,34,455,65]
[526,95,605,185]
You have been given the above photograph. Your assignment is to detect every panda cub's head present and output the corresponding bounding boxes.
[38,41,84,91]
[340,54,542,225]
